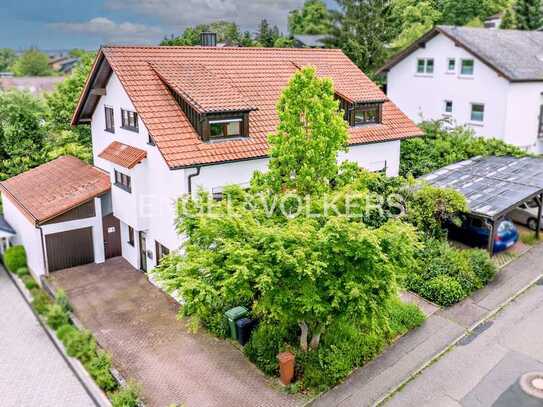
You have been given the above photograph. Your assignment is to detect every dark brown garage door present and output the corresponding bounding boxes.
[45,227,94,272]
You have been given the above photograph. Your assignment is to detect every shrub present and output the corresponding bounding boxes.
[56,324,78,343]
[46,304,70,330]
[387,299,426,337]
[244,323,289,376]
[3,245,27,273]
[465,249,496,285]
[65,329,96,363]
[86,351,117,391]
[421,275,465,307]
[22,274,38,290]
[55,289,72,313]
[109,381,140,407]
[31,289,52,315]
[15,267,29,277]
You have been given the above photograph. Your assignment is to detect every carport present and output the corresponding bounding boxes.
[421,156,543,253]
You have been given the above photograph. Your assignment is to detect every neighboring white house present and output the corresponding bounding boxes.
[379,26,543,153]
[2,44,421,278]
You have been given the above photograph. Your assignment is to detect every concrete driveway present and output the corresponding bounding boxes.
[48,257,302,407]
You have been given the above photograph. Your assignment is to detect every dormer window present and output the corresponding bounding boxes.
[346,102,383,127]
[209,118,242,139]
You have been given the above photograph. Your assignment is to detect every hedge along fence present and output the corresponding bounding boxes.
[2,245,141,407]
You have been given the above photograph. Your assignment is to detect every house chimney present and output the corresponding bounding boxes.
[200,32,217,47]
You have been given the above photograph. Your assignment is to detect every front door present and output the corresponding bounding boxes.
[139,231,147,273]
[102,214,122,259]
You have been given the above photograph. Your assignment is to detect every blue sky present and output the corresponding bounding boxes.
[1,0,337,50]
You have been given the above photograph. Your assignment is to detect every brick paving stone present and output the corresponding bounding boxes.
[0,267,95,407]
[48,257,305,407]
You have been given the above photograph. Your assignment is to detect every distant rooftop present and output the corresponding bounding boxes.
[379,26,543,81]
[421,156,543,220]
[0,76,64,95]
[293,35,329,48]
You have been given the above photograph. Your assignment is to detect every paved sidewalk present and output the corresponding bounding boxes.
[386,282,543,406]
[313,244,543,407]
[0,268,95,407]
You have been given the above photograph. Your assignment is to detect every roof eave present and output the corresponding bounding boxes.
[71,49,105,126]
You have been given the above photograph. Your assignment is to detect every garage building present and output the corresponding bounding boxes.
[0,156,120,280]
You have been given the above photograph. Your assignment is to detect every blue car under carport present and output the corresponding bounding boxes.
[448,216,519,253]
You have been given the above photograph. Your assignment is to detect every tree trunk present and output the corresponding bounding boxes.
[299,321,309,352]
[309,326,323,350]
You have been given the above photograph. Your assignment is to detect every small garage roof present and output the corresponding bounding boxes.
[420,156,543,220]
[0,156,111,225]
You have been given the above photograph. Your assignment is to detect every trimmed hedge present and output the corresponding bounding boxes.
[3,245,27,273]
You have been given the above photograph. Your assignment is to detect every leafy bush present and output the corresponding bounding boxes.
[56,324,78,343]
[31,289,52,315]
[400,119,528,178]
[46,304,70,330]
[65,329,96,363]
[387,298,426,337]
[15,267,29,277]
[85,351,117,391]
[55,289,72,313]
[419,275,465,307]
[465,249,497,285]
[3,245,27,273]
[244,323,289,376]
[22,274,38,290]
[109,381,140,407]
[408,239,494,306]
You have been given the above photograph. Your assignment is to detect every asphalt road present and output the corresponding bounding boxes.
[385,280,543,407]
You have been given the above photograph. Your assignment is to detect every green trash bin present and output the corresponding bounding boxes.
[224,306,248,340]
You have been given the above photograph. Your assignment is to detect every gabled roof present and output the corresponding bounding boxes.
[150,62,257,114]
[73,46,422,169]
[0,156,110,225]
[99,141,147,169]
[378,26,543,82]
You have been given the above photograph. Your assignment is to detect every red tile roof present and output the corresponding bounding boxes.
[99,141,147,169]
[0,156,110,225]
[74,46,422,169]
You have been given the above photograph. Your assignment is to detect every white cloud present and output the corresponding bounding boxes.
[50,17,164,43]
[105,0,305,32]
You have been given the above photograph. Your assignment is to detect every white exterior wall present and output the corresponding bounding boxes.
[504,83,543,151]
[2,194,105,278]
[387,33,510,141]
[92,73,405,272]
[2,194,44,278]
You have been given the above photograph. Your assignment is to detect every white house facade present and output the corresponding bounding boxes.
[2,44,421,278]
[380,26,543,153]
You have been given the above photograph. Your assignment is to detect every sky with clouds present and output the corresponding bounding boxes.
[1,0,337,51]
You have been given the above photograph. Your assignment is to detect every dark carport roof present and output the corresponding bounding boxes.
[420,156,543,220]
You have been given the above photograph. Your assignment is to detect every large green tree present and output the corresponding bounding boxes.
[329,0,398,74]
[45,52,94,148]
[288,0,333,34]
[263,67,348,195]
[0,48,16,72]
[10,48,53,77]
[514,0,543,29]
[0,90,47,179]
[391,0,442,51]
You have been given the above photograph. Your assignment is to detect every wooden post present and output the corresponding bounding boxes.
[536,194,543,240]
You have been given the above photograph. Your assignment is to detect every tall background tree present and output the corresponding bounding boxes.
[390,0,442,51]
[10,48,53,77]
[500,6,517,28]
[514,0,543,29]
[0,48,16,72]
[288,0,333,34]
[329,0,398,74]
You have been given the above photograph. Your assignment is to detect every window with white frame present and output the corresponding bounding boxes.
[461,59,475,75]
[416,58,434,74]
[470,103,485,122]
[209,118,242,139]
[444,100,453,114]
